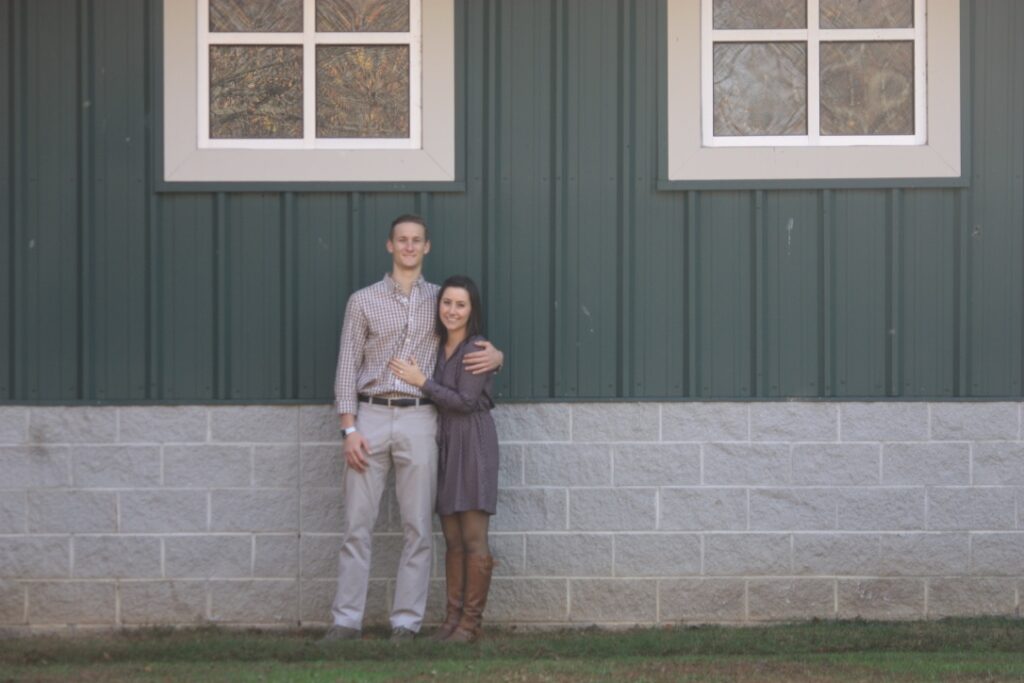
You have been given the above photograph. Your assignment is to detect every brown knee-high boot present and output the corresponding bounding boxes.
[433,547,465,640]
[447,554,494,643]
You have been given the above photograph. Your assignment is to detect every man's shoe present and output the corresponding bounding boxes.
[390,626,416,642]
[318,625,361,643]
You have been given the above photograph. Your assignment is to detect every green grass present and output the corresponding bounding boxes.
[2,619,1023,682]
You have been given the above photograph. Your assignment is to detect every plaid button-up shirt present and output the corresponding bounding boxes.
[334,274,441,415]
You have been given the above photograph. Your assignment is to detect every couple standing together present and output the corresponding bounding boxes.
[322,214,504,643]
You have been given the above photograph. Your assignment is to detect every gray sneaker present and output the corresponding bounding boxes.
[318,625,361,644]
[390,626,416,642]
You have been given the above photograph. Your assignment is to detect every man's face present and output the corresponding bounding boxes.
[387,221,431,270]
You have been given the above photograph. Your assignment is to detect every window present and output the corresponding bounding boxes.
[664,0,963,186]
[162,0,457,186]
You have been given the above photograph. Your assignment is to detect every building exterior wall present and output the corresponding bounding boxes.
[2,401,1022,630]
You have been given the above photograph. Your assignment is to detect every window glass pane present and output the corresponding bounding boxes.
[209,46,303,139]
[317,46,410,138]
[713,42,807,136]
[316,0,410,32]
[820,0,914,29]
[712,0,806,30]
[820,41,914,136]
[209,0,303,33]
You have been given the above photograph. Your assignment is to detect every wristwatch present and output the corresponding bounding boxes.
[342,426,358,438]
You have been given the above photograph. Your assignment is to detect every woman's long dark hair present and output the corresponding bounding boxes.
[435,275,484,345]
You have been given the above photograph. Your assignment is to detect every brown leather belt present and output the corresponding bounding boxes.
[358,394,433,408]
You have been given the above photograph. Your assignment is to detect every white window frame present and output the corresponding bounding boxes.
[702,0,927,147]
[162,0,456,185]
[198,0,422,150]
[665,0,962,184]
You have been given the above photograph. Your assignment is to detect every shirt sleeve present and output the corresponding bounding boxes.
[334,294,368,415]
[420,339,493,414]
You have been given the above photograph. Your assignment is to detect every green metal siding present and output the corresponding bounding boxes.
[2,0,1023,403]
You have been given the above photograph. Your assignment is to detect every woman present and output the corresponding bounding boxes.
[388,275,499,643]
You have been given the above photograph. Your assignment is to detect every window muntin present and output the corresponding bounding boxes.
[701,0,927,147]
[198,0,421,150]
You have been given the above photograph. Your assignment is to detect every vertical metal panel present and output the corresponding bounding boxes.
[3,0,1024,403]
[1,1,12,400]
[967,0,1024,396]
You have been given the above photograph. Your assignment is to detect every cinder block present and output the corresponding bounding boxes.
[299,578,388,625]
[254,534,299,578]
[659,579,745,622]
[27,582,116,624]
[525,534,613,576]
[791,443,880,486]
[931,403,1019,441]
[71,446,161,488]
[73,536,162,578]
[118,407,208,443]
[749,489,836,531]
[569,579,656,622]
[253,445,300,487]
[164,445,252,488]
[300,534,341,579]
[569,488,656,531]
[369,534,409,579]
[792,533,879,575]
[839,403,929,442]
[0,493,25,533]
[298,405,342,443]
[165,535,252,578]
[661,403,748,442]
[613,534,701,577]
[0,537,70,578]
[704,534,790,576]
[927,578,1017,617]
[0,580,25,624]
[300,445,346,488]
[837,579,925,619]
[120,581,207,625]
[471,533,524,577]
[927,488,1016,530]
[0,408,28,444]
[612,444,700,487]
[498,445,524,487]
[210,406,299,444]
[704,443,790,485]
[492,489,566,532]
[488,578,567,622]
[836,488,925,531]
[878,533,969,576]
[492,404,571,442]
[119,490,208,533]
[1,446,70,487]
[660,488,747,531]
[970,533,1024,576]
[524,444,611,486]
[209,580,298,623]
[572,404,659,443]
[27,491,116,533]
[882,442,969,485]
[300,488,345,534]
[973,442,1024,485]
[750,403,837,442]
[28,408,116,444]
[210,489,298,532]
[748,579,835,620]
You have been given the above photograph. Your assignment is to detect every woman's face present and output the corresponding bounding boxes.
[439,286,472,335]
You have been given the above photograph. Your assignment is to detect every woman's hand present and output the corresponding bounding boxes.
[389,357,427,387]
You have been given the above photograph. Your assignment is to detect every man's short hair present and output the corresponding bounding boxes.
[389,214,430,241]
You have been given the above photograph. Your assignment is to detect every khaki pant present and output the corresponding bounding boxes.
[331,402,438,631]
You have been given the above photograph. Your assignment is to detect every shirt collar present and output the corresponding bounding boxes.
[383,272,425,294]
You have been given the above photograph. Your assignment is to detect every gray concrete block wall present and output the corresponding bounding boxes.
[0,402,1022,630]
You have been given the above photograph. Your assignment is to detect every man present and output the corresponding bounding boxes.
[322,214,503,642]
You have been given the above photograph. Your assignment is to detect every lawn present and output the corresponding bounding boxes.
[1,618,1023,682]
